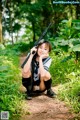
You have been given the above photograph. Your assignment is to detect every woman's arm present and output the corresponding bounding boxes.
[39,54,52,78]
[39,57,46,77]
[23,54,33,73]
[23,47,37,73]
[39,53,49,77]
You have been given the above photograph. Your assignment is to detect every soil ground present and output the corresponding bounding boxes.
[19,56,76,120]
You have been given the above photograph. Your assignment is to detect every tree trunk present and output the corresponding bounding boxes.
[7,1,14,45]
[16,31,18,42]
[0,4,2,43]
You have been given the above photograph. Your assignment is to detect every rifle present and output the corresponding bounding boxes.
[34,22,52,46]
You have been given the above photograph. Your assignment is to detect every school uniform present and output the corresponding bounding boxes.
[21,53,55,99]
[33,56,52,86]
[21,53,52,87]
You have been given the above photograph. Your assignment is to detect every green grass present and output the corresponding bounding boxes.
[50,51,80,113]
[0,46,25,119]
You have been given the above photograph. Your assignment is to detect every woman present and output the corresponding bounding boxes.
[21,39,56,100]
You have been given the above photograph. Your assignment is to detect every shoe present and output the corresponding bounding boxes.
[25,92,32,100]
[26,95,32,100]
[47,89,56,98]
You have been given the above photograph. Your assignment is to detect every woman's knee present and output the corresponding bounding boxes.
[22,70,31,78]
[41,73,51,81]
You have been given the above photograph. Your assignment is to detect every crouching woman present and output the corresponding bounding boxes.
[21,39,56,100]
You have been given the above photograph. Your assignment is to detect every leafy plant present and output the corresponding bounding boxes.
[0,47,24,119]
[58,79,80,113]
[50,51,80,113]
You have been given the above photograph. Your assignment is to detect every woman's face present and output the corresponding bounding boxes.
[37,43,49,57]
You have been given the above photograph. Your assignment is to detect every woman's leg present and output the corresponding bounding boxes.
[39,73,56,97]
[22,69,31,78]
[39,77,46,91]
[39,72,51,91]
[22,70,33,100]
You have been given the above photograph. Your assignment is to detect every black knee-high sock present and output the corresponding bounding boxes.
[44,79,56,97]
[22,77,32,94]
[44,79,52,91]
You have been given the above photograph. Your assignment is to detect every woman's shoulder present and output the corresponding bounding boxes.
[43,56,52,63]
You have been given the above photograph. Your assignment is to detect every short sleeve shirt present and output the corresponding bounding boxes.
[21,54,52,83]
[33,57,52,82]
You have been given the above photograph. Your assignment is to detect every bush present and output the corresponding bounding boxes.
[50,51,80,113]
[58,80,80,113]
[0,47,24,119]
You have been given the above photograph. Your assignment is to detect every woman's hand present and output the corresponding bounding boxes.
[39,53,49,59]
[30,46,37,55]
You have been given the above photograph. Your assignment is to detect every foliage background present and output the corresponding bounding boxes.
[0,0,80,119]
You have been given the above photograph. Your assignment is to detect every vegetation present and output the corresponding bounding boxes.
[0,45,24,119]
[0,0,80,119]
[50,50,80,113]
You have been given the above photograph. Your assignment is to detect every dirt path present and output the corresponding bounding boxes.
[19,56,75,120]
